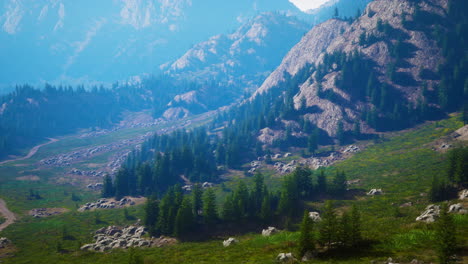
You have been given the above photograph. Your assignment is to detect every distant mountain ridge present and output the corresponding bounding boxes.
[0,0,302,87]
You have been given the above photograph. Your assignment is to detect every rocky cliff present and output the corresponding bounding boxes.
[254,0,449,137]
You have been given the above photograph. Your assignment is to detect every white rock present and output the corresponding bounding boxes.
[223,237,238,247]
[459,189,468,200]
[367,189,383,195]
[308,212,322,222]
[262,226,279,237]
[416,204,440,223]
[277,253,296,262]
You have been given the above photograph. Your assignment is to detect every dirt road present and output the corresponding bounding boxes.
[0,138,58,165]
[0,199,16,231]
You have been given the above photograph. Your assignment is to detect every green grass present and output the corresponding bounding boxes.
[0,116,466,263]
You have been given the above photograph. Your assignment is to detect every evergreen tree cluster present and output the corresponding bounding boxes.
[429,147,468,202]
[102,128,218,199]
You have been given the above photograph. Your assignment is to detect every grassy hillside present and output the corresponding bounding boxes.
[0,115,466,263]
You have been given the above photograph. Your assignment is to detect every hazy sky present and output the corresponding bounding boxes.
[289,0,331,11]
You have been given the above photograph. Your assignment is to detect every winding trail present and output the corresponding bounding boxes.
[0,199,15,231]
[0,138,58,165]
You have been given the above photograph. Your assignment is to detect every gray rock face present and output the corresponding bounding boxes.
[81,225,152,252]
[416,205,440,223]
[223,237,239,247]
[253,0,447,138]
[262,226,280,237]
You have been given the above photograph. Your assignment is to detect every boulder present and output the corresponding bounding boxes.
[202,182,214,188]
[262,227,280,237]
[276,253,296,262]
[416,204,440,223]
[448,203,467,214]
[399,202,413,208]
[223,237,239,247]
[308,212,322,222]
[367,189,383,196]
[301,251,314,262]
[0,238,11,248]
[459,189,468,200]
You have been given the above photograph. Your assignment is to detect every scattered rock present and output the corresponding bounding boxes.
[284,153,292,158]
[202,182,214,188]
[416,204,440,223]
[448,203,467,214]
[262,226,280,237]
[273,154,282,159]
[301,251,315,262]
[346,179,361,186]
[277,253,296,262]
[399,202,413,208]
[29,208,69,218]
[459,189,468,200]
[308,212,322,222]
[342,145,360,153]
[87,183,104,190]
[367,189,383,196]
[439,143,452,150]
[182,185,192,192]
[0,237,11,248]
[223,237,238,247]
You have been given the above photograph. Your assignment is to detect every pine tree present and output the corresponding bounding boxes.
[298,211,315,257]
[350,205,362,247]
[319,201,338,247]
[192,183,203,217]
[339,212,352,248]
[435,204,457,264]
[174,196,194,238]
[233,181,249,220]
[203,188,218,224]
[331,171,347,198]
[101,174,114,198]
[222,194,236,222]
[260,192,272,224]
[317,170,327,195]
[144,196,159,236]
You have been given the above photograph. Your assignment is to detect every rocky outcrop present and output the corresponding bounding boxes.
[416,204,440,223]
[252,0,447,137]
[78,197,145,212]
[80,225,177,252]
[223,237,239,247]
[262,227,280,237]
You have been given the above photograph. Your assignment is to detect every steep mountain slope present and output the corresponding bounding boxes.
[254,0,455,137]
[161,13,309,91]
[0,0,302,87]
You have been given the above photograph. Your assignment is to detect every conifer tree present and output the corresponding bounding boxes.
[339,212,352,248]
[192,183,203,217]
[319,201,338,247]
[144,196,160,236]
[260,191,272,224]
[317,170,327,195]
[174,196,194,238]
[435,204,457,264]
[350,205,362,247]
[203,188,218,224]
[101,174,114,198]
[298,211,315,258]
[222,194,236,222]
